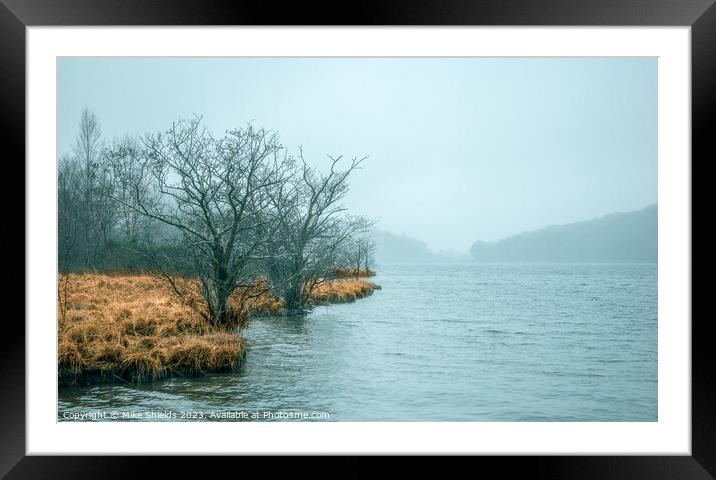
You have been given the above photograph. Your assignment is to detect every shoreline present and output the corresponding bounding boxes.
[58,273,377,387]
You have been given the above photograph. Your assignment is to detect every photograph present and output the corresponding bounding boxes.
[55,56,658,423]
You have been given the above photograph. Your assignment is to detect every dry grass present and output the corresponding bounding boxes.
[58,274,245,386]
[230,279,285,317]
[58,273,376,386]
[331,268,376,279]
[311,278,376,305]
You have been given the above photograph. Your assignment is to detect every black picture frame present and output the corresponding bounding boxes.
[4,0,710,477]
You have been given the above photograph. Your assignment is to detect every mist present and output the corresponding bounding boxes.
[58,57,657,253]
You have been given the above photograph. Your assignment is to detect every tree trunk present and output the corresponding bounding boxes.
[203,255,237,328]
[283,277,306,315]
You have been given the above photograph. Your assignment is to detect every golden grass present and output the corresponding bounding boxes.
[58,274,245,386]
[331,268,376,278]
[311,278,376,305]
[58,273,376,385]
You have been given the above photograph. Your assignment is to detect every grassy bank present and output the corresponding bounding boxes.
[331,268,376,279]
[312,278,377,304]
[58,273,376,386]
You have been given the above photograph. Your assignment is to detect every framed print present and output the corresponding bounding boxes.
[5,0,712,477]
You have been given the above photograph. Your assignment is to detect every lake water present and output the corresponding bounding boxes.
[58,263,657,421]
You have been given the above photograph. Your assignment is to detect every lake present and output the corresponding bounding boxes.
[58,263,657,421]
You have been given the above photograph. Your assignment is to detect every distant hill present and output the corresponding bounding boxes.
[372,229,443,264]
[470,204,657,263]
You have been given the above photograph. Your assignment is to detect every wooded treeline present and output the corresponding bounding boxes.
[59,109,376,322]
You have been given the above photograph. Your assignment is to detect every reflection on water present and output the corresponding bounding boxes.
[59,263,657,421]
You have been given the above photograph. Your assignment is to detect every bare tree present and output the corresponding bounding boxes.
[104,136,155,244]
[111,116,290,328]
[59,109,120,271]
[362,236,376,272]
[343,234,376,274]
[72,108,107,268]
[60,111,374,320]
[267,149,371,314]
[58,155,83,270]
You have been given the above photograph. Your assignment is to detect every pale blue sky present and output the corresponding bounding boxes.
[58,57,657,253]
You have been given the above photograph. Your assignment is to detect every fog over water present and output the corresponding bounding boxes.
[58,57,657,253]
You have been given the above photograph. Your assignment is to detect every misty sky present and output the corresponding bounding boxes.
[58,57,657,253]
